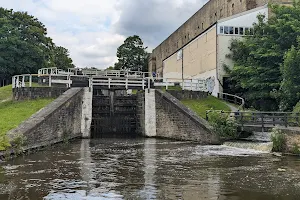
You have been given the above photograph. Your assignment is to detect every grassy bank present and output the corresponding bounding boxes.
[0,85,12,102]
[181,96,231,119]
[0,99,54,136]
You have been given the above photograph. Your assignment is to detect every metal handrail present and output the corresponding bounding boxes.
[218,92,245,110]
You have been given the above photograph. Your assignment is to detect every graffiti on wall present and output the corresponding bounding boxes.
[206,76,215,94]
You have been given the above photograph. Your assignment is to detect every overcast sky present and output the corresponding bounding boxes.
[0,0,207,69]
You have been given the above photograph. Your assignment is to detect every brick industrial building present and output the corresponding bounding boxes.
[149,0,291,96]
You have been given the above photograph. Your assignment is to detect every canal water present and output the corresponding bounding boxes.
[0,138,300,200]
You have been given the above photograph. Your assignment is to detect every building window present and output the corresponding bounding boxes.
[245,27,249,35]
[234,27,239,34]
[220,26,224,34]
[224,26,229,34]
[250,28,254,35]
[229,26,234,34]
[239,27,244,35]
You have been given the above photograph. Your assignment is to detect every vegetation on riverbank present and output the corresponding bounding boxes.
[181,96,231,119]
[227,2,300,111]
[0,98,53,150]
[0,85,12,102]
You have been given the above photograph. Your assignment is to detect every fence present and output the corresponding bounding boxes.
[12,74,207,92]
[206,110,300,129]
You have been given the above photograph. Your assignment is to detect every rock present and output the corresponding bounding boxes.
[277,168,286,172]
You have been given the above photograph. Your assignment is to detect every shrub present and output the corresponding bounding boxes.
[0,135,11,151]
[271,128,286,152]
[291,143,300,155]
[208,111,238,139]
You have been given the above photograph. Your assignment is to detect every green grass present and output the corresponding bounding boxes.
[0,85,13,102]
[0,98,54,136]
[181,96,231,119]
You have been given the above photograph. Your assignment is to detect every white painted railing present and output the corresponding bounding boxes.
[13,70,207,92]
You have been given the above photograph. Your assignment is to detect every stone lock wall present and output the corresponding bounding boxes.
[13,87,68,101]
[155,90,219,144]
[7,88,84,150]
[166,90,208,100]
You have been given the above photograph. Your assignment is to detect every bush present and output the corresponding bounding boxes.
[291,143,300,155]
[271,128,286,152]
[0,135,11,151]
[208,111,238,139]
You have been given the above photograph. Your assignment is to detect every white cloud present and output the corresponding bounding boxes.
[0,0,208,69]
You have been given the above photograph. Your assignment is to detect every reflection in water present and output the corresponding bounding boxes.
[140,139,157,199]
[0,138,300,199]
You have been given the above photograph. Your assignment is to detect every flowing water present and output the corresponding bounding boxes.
[0,138,300,200]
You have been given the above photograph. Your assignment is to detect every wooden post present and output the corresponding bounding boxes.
[29,75,32,87]
[261,113,264,132]
[12,76,15,88]
[142,78,145,90]
[285,113,288,127]
[49,75,52,87]
[241,112,244,131]
[16,76,20,88]
[166,78,168,90]
[22,75,25,87]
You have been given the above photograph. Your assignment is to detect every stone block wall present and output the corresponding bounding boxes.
[167,90,208,100]
[13,87,68,101]
[155,90,219,144]
[136,91,145,136]
[7,88,84,150]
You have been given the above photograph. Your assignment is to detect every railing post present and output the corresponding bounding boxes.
[142,78,145,90]
[108,78,111,89]
[22,75,25,87]
[29,75,32,87]
[182,80,184,91]
[148,77,150,89]
[12,76,15,89]
[49,75,52,87]
[166,78,168,90]
[126,78,128,90]
[206,111,209,121]
[240,111,244,131]
[273,113,275,126]
[261,113,264,132]
[285,113,288,127]
[16,76,20,88]
[296,113,300,126]
[68,75,71,88]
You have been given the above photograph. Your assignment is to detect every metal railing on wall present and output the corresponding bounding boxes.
[218,92,245,110]
[12,73,208,92]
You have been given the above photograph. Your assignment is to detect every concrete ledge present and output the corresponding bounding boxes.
[6,88,84,152]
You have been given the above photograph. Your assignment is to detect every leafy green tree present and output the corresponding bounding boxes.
[51,46,75,70]
[0,7,74,78]
[114,35,149,72]
[227,2,300,110]
[278,45,300,111]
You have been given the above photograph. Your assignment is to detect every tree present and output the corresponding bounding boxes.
[51,46,75,70]
[278,45,300,111]
[0,8,74,78]
[227,2,300,110]
[114,35,149,72]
